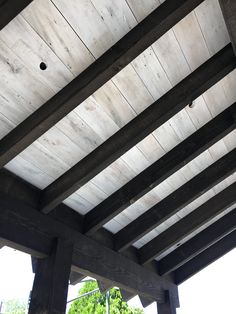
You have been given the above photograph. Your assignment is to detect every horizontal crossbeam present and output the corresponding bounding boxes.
[0,191,175,301]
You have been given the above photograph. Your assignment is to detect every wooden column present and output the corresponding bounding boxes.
[29,238,73,314]
[157,290,178,314]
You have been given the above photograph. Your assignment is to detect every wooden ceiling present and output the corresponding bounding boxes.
[0,0,235,311]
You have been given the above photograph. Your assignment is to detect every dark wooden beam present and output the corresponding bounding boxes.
[29,238,73,314]
[140,296,155,308]
[139,181,236,264]
[159,209,236,275]
[0,0,206,169]
[0,167,155,267]
[0,0,33,30]
[0,192,175,301]
[157,290,178,314]
[120,290,135,302]
[220,0,236,55]
[97,280,113,294]
[39,44,236,213]
[174,230,236,285]
[115,146,236,251]
[69,271,85,285]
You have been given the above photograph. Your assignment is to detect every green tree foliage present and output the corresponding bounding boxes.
[3,299,27,314]
[68,281,144,314]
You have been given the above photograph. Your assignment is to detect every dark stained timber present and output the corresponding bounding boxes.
[85,106,236,237]
[0,0,33,30]
[157,290,178,314]
[174,230,236,284]
[159,209,236,275]
[220,0,236,55]
[29,238,73,314]
[69,271,85,285]
[115,146,236,251]
[139,181,236,264]
[0,192,175,302]
[39,45,236,214]
[0,0,206,169]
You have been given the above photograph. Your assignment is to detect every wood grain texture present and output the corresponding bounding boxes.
[158,209,236,275]
[29,238,73,314]
[84,105,236,237]
[139,181,236,264]
[0,0,205,168]
[40,45,236,214]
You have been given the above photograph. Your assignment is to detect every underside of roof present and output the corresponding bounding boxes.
[0,0,235,312]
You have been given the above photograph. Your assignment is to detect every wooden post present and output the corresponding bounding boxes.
[29,238,73,314]
[157,290,177,314]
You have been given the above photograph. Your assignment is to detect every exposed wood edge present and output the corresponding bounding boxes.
[220,0,236,55]
[115,147,236,251]
[97,280,113,294]
[139,180,236,264]
[159,209,236,275]
[0,0,205,169]
[140,296,155,308]
[69,271,85,285]
[0,0,33,30]
[0,192,176,301]
[174,230,236,285]
[120,290,135,302]
[40,44,236,214]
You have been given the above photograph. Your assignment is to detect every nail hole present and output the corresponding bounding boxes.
[188,101,195,109]
[39,62,47,71]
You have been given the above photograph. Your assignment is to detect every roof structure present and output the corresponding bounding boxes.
[0,0,235,313]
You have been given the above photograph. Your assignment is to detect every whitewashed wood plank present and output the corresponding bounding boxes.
[22,0,95,76]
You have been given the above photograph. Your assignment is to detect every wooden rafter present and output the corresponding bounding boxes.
[139,181,236,264]
[0,0,33,30]
[115,146,236,251]
[0,0,206,169]
[174,230,236,284]
[84,105,236,236]
[220,0,236,55]
[39,44,236,214]
[159,209,236,275]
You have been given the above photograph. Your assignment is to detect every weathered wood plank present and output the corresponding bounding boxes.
[159,209,236,275]
[40,44,236,213]
[86,105,236,239]
[29,238,73,314]
[174,230,236,284]
[0,0,206,168]
[115,146,236,251]
[139,181,236,264]
[0,0,33,30]
[220,0,236,55]
[0,192,174,301]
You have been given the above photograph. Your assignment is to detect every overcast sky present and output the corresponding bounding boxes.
[0,246,235,313]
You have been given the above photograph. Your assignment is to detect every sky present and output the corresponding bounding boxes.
[0,246,235,313]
